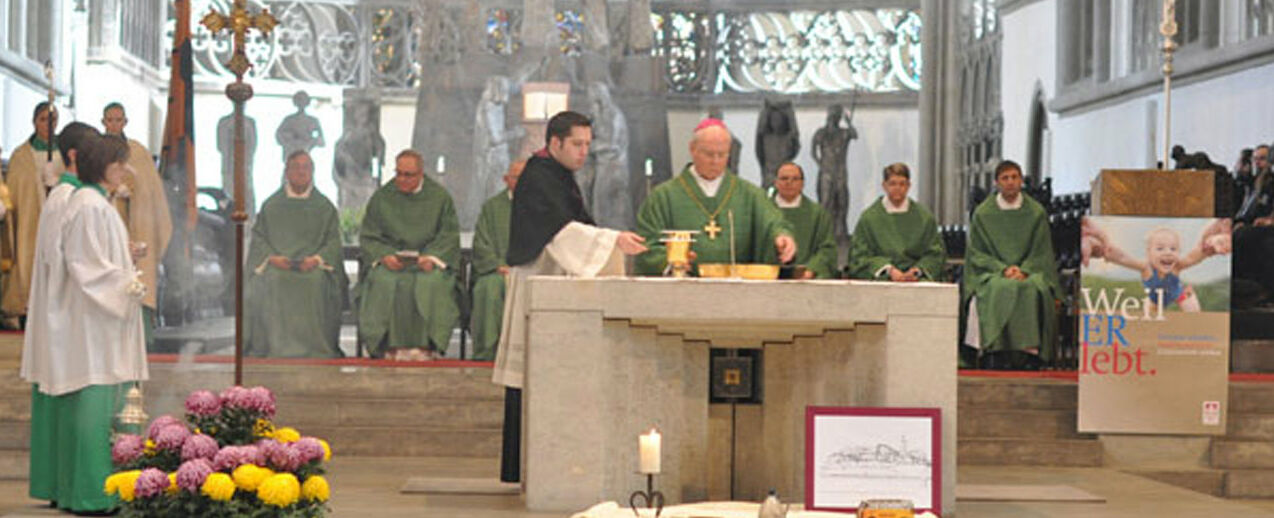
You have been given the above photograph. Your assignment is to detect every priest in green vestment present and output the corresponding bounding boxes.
[848,163,947,281]
[245,151,348,358]
[963,160,1060,361]
[636,119,795,275]
[358,150,461,360]
[772,162,838,278]
[470,160,523,361]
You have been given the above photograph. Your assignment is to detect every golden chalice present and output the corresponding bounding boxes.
[660,230,698,278]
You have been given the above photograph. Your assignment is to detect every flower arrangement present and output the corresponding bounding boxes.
[105,386,332,517]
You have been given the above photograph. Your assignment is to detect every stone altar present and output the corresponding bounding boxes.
[521,277,957,514]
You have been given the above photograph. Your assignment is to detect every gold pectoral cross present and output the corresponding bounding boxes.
[704,219,722,240]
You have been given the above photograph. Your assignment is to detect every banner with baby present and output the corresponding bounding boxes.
[1077,216,1231,434]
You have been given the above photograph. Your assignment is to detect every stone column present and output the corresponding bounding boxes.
[919,0,963,223]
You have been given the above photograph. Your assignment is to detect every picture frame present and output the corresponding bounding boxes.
[804,406,941,515]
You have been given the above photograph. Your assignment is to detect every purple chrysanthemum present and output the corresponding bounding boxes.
[176,458,213,493]
[184,390,221,417]
[270,443,304,472]
[134,468,170,498]
[212,445,263,471]
[244,386,276,416]
[147,415,182,440]
[219,386,249,407]
[155,424,191,451]
[111,434,145,465]
[294,437,325,464]
[181,434,219,461]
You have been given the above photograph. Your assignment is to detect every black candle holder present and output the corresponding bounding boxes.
[628,473,665,517]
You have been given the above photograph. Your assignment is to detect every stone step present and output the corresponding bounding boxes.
[0,332,20,363]
[1123,468,1226,497]
[0,449,27,480]
[0,422,28,449]
[1228,383,1274,414]
[1223,469,1274,498]
[1225,413,1274,441]
[957,438,1102,467]
[0,396,29,423]
[142,363,503,402]
[306,426,501,458]
[1232,340,1274,373]
[1211,441,1274,470]
[957,378,1077,411]
[957,408,1092,440]
[265,397,503,430]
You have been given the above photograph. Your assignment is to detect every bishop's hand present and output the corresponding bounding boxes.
[774,234,797,264]
[382,255,405,271]
[268,255,292,270]
[616,231,648,256]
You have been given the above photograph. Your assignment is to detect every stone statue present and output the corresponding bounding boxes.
[217,111,258,214]
[756,99,800,189]
[707,107,743,174]
[333,98,386,213]
[586,82,633,229]
[467,76,518,227]
[275,90,326,163]
[812,104,857,239]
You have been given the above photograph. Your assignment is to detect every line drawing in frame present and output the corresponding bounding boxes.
[805,406,942,515]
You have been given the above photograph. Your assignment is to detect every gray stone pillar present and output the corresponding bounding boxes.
[919,0,963,223]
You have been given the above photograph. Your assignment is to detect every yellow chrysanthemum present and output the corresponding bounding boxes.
[318,439,332,461]
[301,475,331,502]
[201,472,236,502]
[273,427,301,443]
[103,470,140,497]
[113,470,142,502]
[232,464,275,491]
[166,472,179,494]
[254,418,275,438]
[143,439,156,456]
[257,473,301,508]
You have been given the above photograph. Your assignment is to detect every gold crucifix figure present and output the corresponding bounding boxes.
[704,219,722,240]
[200,0,277,79]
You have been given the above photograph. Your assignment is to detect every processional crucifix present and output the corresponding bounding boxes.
[1159,0,1177,170]
[201,0,277,385]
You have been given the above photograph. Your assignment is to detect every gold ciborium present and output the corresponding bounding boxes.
[660,230,699,278]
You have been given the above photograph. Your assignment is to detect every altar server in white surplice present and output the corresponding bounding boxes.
[492,111,648,483]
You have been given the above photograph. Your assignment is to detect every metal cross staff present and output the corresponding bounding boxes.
[201,0,277,386]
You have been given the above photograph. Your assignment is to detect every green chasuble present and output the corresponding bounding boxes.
[470,190,511,361]
[964,195,1061,357]
[245,187,349,358]
[848,197,947,281]
[357,179,461,356]
[774,194,839,278]
[636,167,792,275]
[29,383,127,512]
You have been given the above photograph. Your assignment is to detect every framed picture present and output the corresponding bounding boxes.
[805,406,941,515]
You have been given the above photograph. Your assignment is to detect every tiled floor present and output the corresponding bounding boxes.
[5,458,1274,517]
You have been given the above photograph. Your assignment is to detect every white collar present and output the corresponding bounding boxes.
[883,196,910,214]
[690,165,724,197]
[996,192,1023,210]
[774,193,802,208]
[285,183,313,199]
[507,189,513,200]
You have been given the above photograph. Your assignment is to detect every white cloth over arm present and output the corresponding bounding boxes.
[19,183,76,390]
[492,222,623,388]
[37,189,148,396]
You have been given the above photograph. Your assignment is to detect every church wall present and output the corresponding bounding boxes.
[667,106,920,231]
[1001,0,1274,195]
[74,63,161,148]
[0,77,48,154]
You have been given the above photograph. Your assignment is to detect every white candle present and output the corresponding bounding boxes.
[645,158,653,177]
[638,428,661,474]
[437,155,446,175]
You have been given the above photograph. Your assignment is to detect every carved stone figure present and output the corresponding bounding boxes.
[217,111,258,214]
[707,107,743,174]
[332,98,386,212]
[468,76,518,227]
[275,90,326,162]
[755,99,800,189]
[812,104,858,239]
[586,82,633,229]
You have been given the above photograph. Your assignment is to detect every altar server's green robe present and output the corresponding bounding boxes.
[848,197,947,281]
[470,190,511,361]
[357,179,461,356]
[963,195,1061,357]
[775,194,838,278]
[636,167,792,275]
[245,187,348,358]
